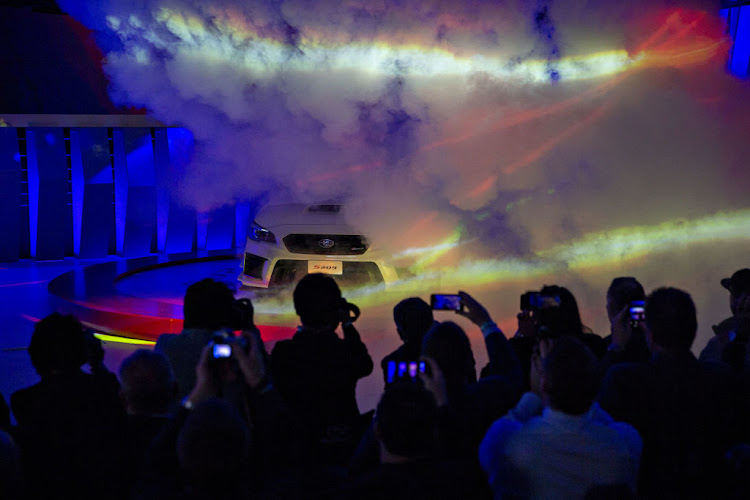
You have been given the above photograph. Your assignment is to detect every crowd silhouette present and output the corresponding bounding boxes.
[2,269,749,499]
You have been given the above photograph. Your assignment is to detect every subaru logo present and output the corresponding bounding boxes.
[318,238,335,249]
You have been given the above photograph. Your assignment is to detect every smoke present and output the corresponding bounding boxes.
[59,0,750,341]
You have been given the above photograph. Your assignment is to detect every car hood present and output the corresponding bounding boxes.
[255,203,353,229]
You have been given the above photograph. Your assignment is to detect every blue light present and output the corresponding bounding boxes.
[728,6,750,78]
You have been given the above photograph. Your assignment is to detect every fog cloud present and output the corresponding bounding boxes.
[60,0,750,337]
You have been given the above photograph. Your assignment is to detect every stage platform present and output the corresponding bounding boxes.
[46,252,295,342]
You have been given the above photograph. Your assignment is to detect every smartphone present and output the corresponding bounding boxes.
[431,294,462,311]
[386,360,426,384]
[212,343,232,358]
[520,292,561,311]
[629,300,645,327]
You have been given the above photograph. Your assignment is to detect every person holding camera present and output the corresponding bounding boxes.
[155,278,255,402]
[271,273,374,466]
[10,313,126,499]
[135,327,291,499]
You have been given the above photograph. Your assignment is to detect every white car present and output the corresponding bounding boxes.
[238,203,398,288]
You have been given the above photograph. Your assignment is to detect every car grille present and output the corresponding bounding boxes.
[282,234,368,255]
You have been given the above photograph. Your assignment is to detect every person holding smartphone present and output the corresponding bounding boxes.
[381,297,435,387]
[418,291,523,462]
[601,277,650,371]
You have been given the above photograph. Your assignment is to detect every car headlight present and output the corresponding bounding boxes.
[248,220,277,244]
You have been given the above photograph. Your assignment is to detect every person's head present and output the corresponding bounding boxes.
[722,268,750,315]
[537,285,585,337]
[375,382,437,461]
[644,287,697,353]
[541,336,599,415]
[421,321,476,393]
[176,399,251,494]
[183,278,236,330]
[28,313,88,377]
[293,273,342,329]
[119,349,176,416]
[606,277,645,321]
[393,297,434,344]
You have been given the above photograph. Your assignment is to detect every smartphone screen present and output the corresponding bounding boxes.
[213,343,232,358]
[431,294,462,311]
[629,300,645,325]
[386,360,426,384]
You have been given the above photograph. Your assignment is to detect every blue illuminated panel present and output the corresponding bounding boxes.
[153,128,196,254]
[726,6,750,77]
[112,128,157,257]
[0,128,21,261]
[25,129,69,260]
[69,128,114,258]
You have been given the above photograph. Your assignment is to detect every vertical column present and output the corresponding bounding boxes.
[69,128,114,258]
[26,128,69,260]
[0,128,21,262]
[113,128,157,257]
[729,6,750,78]
[153,128,196,254]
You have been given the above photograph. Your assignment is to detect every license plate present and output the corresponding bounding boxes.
[308,260,343,275]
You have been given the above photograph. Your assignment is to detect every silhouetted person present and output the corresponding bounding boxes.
[418,292,522,465]
[381,297,434,386]
[601,277,650,371]
[271,273,373,465]
[136,329,291,499]
[0,394,9,431]
[700,268,750,371]
[0,430,22,499]
[339,382,484,500]
[598,287,740,499]
[155,278,245,401]
[511,285,606,389]
[480,336,641,499]
[176,399,253,499]
[119,349,177,492]
[10,313,125,498]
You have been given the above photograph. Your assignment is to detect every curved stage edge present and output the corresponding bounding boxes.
[47,252,295,343]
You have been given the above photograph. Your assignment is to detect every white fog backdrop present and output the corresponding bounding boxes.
[60,0,750,349]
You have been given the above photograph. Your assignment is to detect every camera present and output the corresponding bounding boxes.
[212,343,232,358]
[629,300,645,328]
[431,294,463,312]
[339,299,361,323]
[229,298,255,330]
[386,360,426,384]
[520,291,561,312]
[210,329,249,359]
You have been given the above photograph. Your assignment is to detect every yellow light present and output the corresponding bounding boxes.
[123,7,640,83]
[93,333,156,346]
